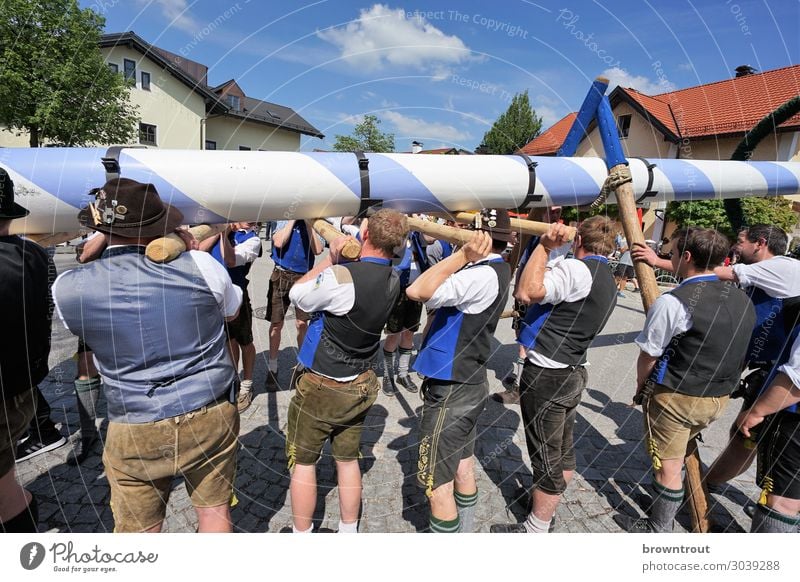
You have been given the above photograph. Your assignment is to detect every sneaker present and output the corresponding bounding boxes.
[613,513,655,533]
[489,522,528,533]
[491,387,520,405]
[15,428,67,463]
[489,518,557,533]
[397,375,419,393]
[237,390,253,413]
[382,374,398,397]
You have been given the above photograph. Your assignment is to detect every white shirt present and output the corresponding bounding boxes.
[289,264,355,316]
[424,253,503,314]
[633,275,715,357]
[53,248,242,330]
[732,255,800,299]
[778,332,800,389]
[232,230,262,267]
[527,257,594,368]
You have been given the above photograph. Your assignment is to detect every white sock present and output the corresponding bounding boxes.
[240,379,253,393]
[292,523,313,533]
[338,520,358,533]
[268,358,278,373]
[523,512,552,533]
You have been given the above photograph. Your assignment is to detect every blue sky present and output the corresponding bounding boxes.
[84,0,799,151]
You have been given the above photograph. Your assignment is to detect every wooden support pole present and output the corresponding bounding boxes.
[309,219,361,260]
[596,96,709,532]
[146,224,226,263]
[435,211,577,242]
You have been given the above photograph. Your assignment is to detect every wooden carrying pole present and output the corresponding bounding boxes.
[407,216,475,247]
[146,224,227,263]
[309,219,361,260]
[27,232,81,247]
[596,96,709,532]
[436,211,577,242]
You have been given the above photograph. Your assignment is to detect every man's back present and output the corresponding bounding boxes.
[0,236,51,395]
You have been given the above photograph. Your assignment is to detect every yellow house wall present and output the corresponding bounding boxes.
[102,46,206,149]
[205,116,300,151]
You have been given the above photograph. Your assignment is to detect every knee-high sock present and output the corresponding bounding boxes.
[455,490,478,533]
[383,349,395,377]
[751,504,800,533]
[648,481,683,533]
[397,347,413,378]
[74,377,100,441]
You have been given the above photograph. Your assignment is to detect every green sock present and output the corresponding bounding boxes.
[429,514,460,533]
[455,490,478,533]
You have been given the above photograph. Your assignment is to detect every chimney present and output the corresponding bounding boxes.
[735,65,757,78]
[411,140,423,154]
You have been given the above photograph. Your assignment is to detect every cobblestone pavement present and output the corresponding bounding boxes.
[17,248,761,533]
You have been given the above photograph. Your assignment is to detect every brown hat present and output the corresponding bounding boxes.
[78,178,183,238]
[473,208,514,243]
[0,168,30,220]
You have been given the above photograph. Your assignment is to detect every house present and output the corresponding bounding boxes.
[409,141,472,155]
[520,64,800,239]
[0,31,323,150]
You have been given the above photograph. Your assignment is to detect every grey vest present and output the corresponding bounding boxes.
[55,246,236,422]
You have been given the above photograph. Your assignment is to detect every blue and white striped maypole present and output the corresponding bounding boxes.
[1,146,798,235]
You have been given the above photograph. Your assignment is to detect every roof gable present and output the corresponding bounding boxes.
[518,112,577,156]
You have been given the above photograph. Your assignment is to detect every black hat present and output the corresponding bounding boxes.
[473,208,514,243]
[78,178,183,238]
[0,168,30,220]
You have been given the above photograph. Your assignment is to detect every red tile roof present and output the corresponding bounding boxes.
[520,64,800,153]
[518,112,577,155]
[628,64,800,138]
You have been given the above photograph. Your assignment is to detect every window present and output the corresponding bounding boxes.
[139,123,157,146]
[123,59,136,83]
[141,72,151,91]
[107,63,118,74]
[238,145,251,151]
[205,140,217,150]
[225,94,241,110]
[617,114,632,139]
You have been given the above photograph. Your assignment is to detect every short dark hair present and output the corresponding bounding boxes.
[743,224,788,256]
[671,228,730,270]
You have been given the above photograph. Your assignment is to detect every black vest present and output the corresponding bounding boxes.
[0,237,51,397]
[519,257,617,366]
[650,276,756,397]
[298,259,400,378]
[413,259,511,383]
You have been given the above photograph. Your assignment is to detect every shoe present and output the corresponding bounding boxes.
[66,433,98,466]
[397,375,418,393]
[417,371,426,381]
[382,374,398,397]
[632,288,641,293]
[237,390,253,413]
[617,292,626,298]
[491,387,520,405]
[15,428,67,463]
[490,522,528,533]
[265,369,279,392]
[489,518,557,533]
[613,513,655,533]
[501,372,519,390]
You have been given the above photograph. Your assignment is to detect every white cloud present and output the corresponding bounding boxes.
[317,4,474,76]
[137,0,198,33]
[602,67,676,94]
[677,62,694,72]
[384,110,469,142]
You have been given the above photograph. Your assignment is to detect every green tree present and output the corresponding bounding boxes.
[479,91,543,155]
[332,114,394,152]
[667,197,797,239]
[0,0,138,147]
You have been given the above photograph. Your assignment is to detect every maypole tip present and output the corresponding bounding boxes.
[596,76,609,84]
